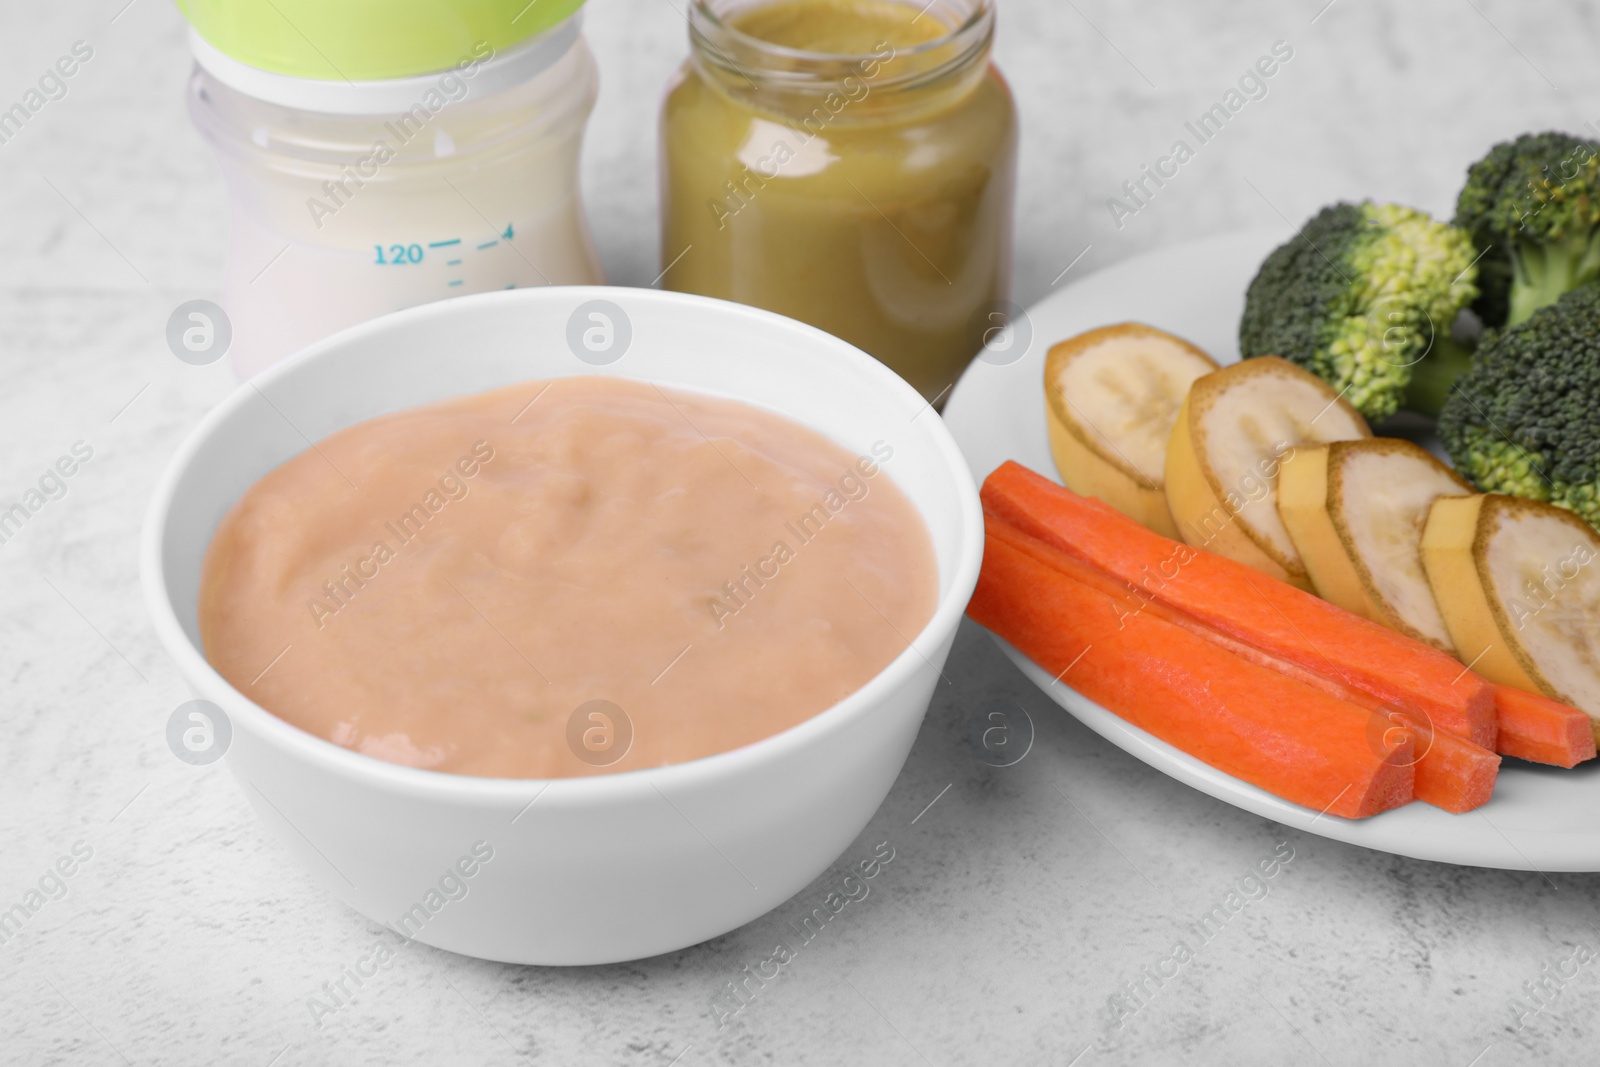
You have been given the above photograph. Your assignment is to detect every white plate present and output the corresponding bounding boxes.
[944,228,1600,871]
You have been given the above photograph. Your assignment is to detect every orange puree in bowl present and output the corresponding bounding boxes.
[198,376,938,779]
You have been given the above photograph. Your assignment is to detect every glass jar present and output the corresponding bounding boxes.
[659,0,1017,403]
[186,14,603,378]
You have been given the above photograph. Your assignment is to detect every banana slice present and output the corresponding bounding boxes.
[1278,439,1472,652]
[1422,494,1600,734]
[1044,324,1218,538]
[1166,357,1371,590]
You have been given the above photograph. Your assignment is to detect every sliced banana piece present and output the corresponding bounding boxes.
[1278,439,1471,652]
[1165,357,1371,590]
[1044,323,1218,539]
[1422,494,1600,736]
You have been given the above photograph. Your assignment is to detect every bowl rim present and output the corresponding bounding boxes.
[141,285,985,803]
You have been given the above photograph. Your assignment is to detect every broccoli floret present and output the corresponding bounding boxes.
[1239,201,1479,422]
[1454,131,1600,328]
[1438,285,1600,530]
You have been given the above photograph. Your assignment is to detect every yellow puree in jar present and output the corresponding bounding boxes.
[661,0,1017,402]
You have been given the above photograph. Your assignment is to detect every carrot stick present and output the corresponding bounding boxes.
[970,529,1415,819]
[1376,711,1499,813]
[989,518,1496,813]
[1494,685,1597,768]
[981,461,1497,749]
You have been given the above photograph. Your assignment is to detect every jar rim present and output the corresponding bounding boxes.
[688,0,994,93]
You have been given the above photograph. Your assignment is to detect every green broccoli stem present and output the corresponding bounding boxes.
[1507,228,1600,325]
[1402,334,1475,417]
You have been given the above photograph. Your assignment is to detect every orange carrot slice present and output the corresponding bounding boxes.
[981,461,1497,749]
[1494,685,1596,768]
[988,518,1497,813]
[970,529,1415,819]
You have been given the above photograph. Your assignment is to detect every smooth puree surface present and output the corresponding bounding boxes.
[199,376,938,779]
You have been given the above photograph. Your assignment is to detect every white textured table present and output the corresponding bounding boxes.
[4,1,1600,1064]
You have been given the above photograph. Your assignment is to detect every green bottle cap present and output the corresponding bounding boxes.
[176,0,586,82]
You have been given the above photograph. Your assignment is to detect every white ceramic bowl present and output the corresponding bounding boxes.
[142,286,983,965]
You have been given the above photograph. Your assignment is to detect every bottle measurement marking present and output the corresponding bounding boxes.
[369,225,517,294]
[443,237,464,290]
[374,243,424,264]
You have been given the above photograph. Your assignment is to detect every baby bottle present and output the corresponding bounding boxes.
[179,0,605,377]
